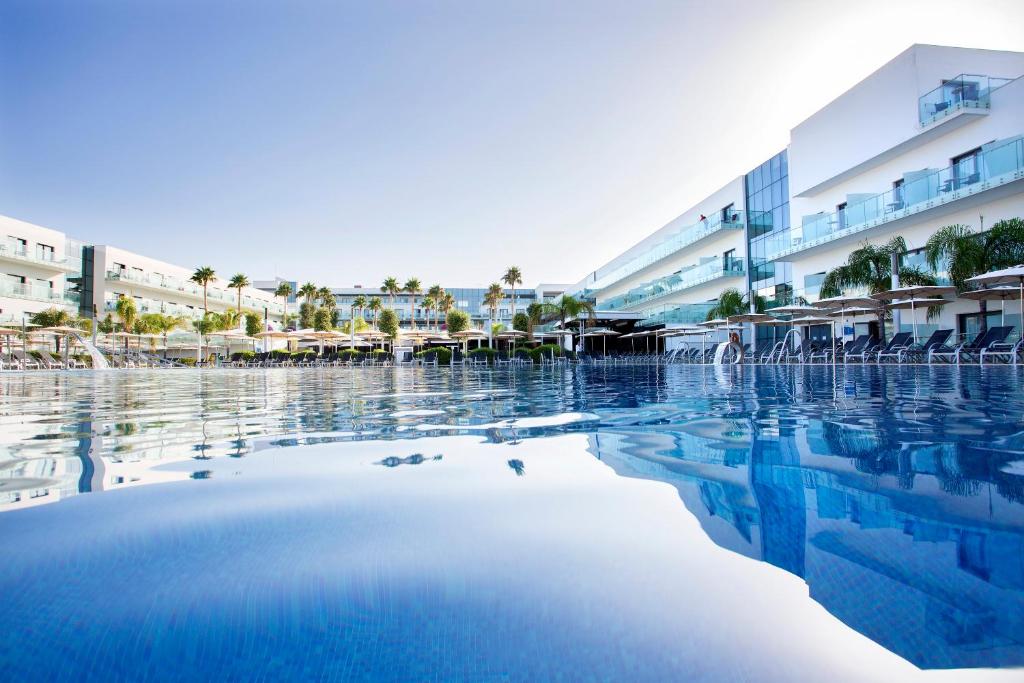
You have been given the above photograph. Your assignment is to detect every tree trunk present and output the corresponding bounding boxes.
[877,309,887,344]
[978,299,988,335]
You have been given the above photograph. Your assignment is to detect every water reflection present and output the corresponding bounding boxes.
[1,365,1023,674]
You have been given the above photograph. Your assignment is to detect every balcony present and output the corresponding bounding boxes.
[586,210,745,294]
[639,302,716,327]
[767,134,1024,262]
[600,257,745,311]
[918,74,1012,127]
[0,280,80,307]
[106,270,284,315]
[0,240,78,273]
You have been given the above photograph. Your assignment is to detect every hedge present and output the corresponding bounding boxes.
[467,348,496,364]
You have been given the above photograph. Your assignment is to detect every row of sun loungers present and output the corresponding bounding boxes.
[0,349,87,370]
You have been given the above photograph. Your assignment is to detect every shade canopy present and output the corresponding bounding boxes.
[787,316,833,325]
[826,306,879,317]
[871,285,956,301]
[581,328,620,337]
[959,286,1022,301]
[966,264,1024,286]
[812,295,879,309]
[769,304,828,315]
[40,325,87,335]
[452,328,487,338]
[728,313,773,323]
[0,327,21,335]
[885,297,952,310]
[496,330,527,339]
[699,318,728,327]
[254,330,291,338]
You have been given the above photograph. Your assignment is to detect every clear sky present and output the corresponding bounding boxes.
[2,0,1024,288]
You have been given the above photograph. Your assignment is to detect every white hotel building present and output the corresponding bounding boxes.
[1,215,285,328]
[571,45,1024,345]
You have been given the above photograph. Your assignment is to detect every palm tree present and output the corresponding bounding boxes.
[298,282,317,305]
[219,308,242,331]
[525,302,544,338]
[352,295,367,326]
[422,297,435,330]
[381,277,401,309]
[317,286,335,308]
[368,298,383,329]
[228,273,250,313]
[275,282,293,328]
[706,288,766,320]
[404,278,421,329]
[439,292,455,330]
[190,266,216,314]
[503,266,523,324]
[427,285,444,330]
[484,283,504,346]
[540,295,595,350]
[820,236,935,342]
[924,219,1024,335]
[114,296,137,351]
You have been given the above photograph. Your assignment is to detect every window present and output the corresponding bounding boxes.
[37,243,55,261]
[836,202,848,229]
[10,237,27,255]
[951,147,982,185]
[721,203,736,224]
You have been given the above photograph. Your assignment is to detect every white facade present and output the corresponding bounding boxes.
[0,214,83,324]
[92,245,286,326]
[574,44,1024,339]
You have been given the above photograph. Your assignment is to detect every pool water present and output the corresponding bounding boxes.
[1,366,1022,681]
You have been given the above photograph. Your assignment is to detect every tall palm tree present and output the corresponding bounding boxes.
[381,277,401,309]
[439,292,455,329]
[706,288,766,320]
[820,236,935,342]
[190,266,216,314]
[502,266,523,324]
[484,283,504,346]
[404,278,421,329]
[427,285,444,330]
[924,219,1024,335]
[298,282,318,305]
[422,297,436,330]
[275,282,293,328]
[228,273,250,313]
[540,295,595,350]
[367,297,383,329]
[317,286,335,308]
[352,295,367,325]
[114,296,138,351]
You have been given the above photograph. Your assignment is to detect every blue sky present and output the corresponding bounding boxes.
[3,0,1024,287]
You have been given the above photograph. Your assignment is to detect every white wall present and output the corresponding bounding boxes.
[0,214,78,322]
[789,45,1024,198]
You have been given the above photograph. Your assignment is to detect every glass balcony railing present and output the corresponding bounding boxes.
[0,239,73,270]
[767,134,1024,261]
[587,210,745,294]
[918,74,1012,126]
[105,270,284,314]
[639,302,716,327]
[600,257,746,311]
[0,280,79,305]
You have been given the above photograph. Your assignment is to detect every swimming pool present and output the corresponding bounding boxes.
[1,365,1022,681]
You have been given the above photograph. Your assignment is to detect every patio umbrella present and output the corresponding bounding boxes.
[960,286,1022,326]
[254,329,290,353]
[770,304,831,316]
[581,328,619,354]
[885,297,951,340]
[967,265,1024,328]
[872,286,955,341]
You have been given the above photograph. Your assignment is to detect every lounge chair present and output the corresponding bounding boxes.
[843,336,881,363]
[12,350,41,370]
[868,332,913,364]
[929,327,1012,364]
[883,329,952,364]
[980,330,1022,365]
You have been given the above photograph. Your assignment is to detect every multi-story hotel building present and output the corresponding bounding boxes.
[1,215,286,328]
[571,45,1024,346]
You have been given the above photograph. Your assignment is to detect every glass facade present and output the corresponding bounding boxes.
[746,150,792,307]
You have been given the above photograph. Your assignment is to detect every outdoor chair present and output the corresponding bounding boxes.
[843,336,880,363]
[930,327,1012,364]
[980,328,1022,365]
[13,350,41,370]
[868,332,913,364]
[495,351,513,366]
[885,329,952,364]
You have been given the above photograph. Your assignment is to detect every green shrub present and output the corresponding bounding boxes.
[178,357,197,367]
[416,347,452,365]
[271,349,292,359]
[372,349,388,355]
[445,309,470,335]
[239,351,256,361]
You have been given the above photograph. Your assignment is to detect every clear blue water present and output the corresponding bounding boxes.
[1,365,1023,681]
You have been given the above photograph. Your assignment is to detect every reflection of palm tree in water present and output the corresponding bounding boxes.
[507,459,525,476]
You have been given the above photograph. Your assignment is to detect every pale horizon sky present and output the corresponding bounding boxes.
[3,0,1024,289]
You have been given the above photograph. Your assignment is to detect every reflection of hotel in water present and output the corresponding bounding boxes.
[590,410,1024,670]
